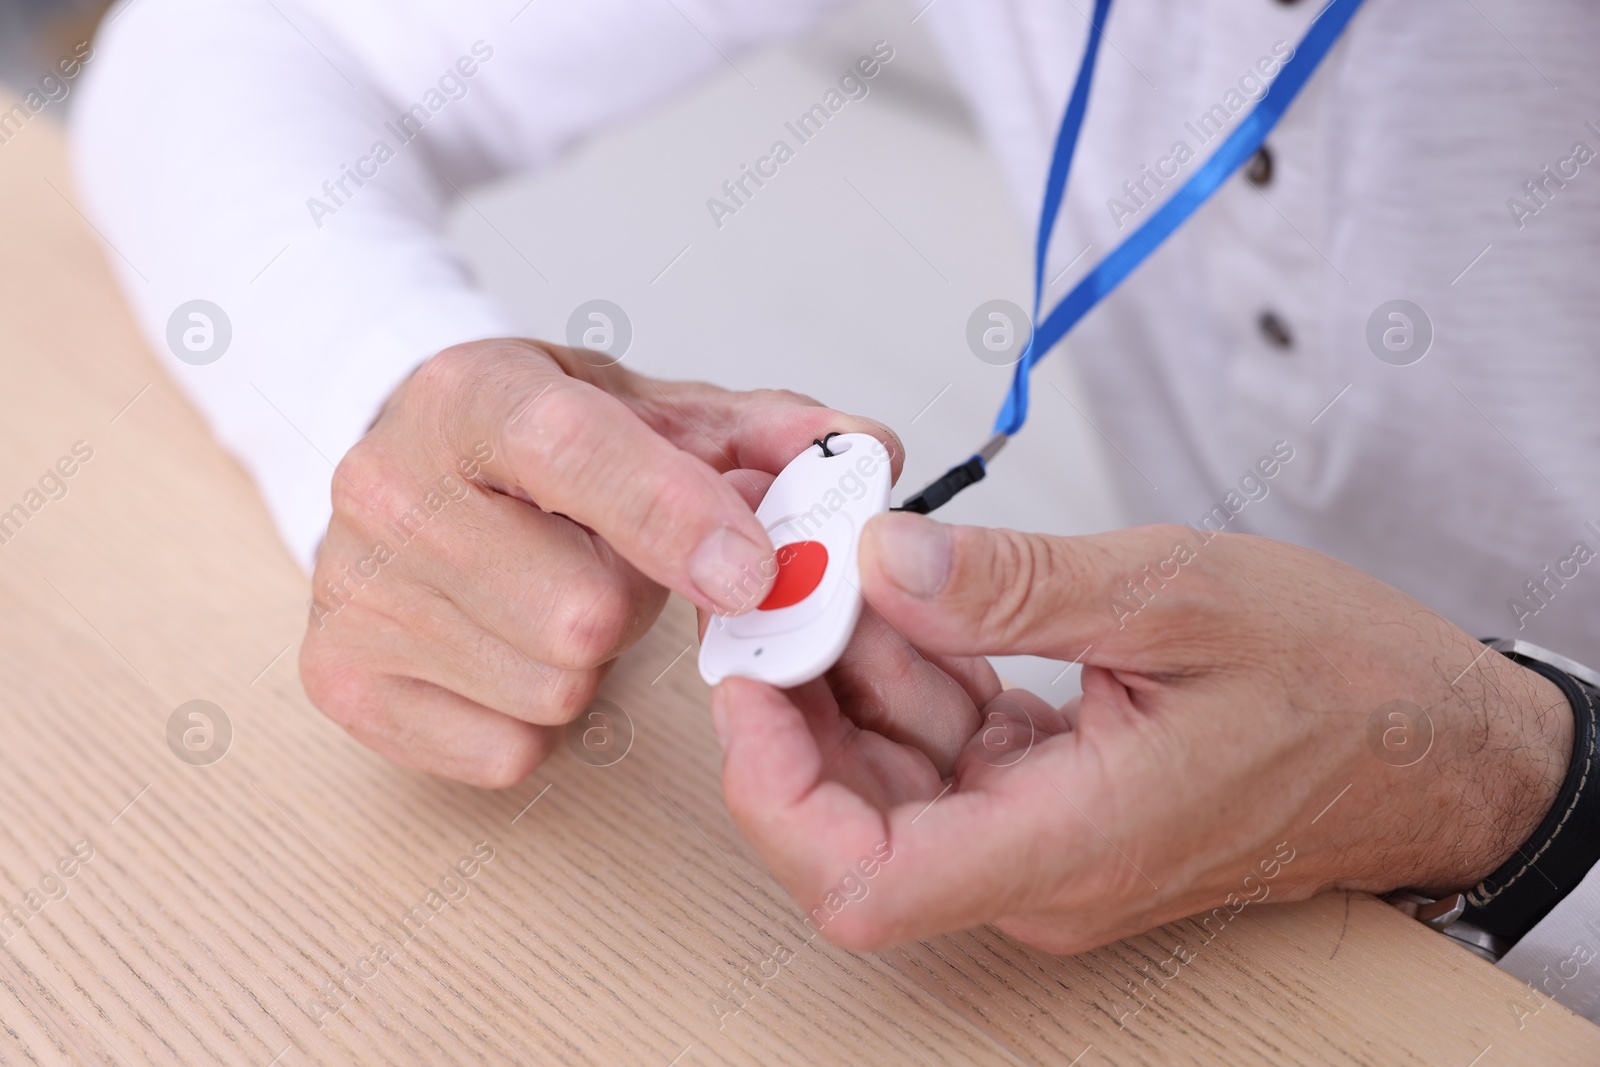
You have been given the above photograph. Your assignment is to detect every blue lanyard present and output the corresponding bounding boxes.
[897,0,1366,513]
[998,0,1367,435]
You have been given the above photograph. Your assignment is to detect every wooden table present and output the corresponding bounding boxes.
[1,113,1596,1067]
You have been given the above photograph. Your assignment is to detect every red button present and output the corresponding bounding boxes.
[758,541,829,611]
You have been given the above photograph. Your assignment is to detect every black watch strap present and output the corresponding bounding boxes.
[1458,641,1600,942]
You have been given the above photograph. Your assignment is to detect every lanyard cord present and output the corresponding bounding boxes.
[896,0,1366,515]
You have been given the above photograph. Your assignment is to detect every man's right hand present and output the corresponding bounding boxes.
[298,338,902,786]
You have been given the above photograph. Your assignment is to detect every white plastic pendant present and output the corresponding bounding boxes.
[698,433,892,688]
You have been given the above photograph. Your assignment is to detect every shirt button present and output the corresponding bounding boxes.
[1245,146,1274,187]
[1258,311,1293,350]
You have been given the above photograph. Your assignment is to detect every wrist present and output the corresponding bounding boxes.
[1463,660,1572,887]
[1418,652,1574,895]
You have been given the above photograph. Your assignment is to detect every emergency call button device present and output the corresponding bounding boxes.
[698,433,892,688]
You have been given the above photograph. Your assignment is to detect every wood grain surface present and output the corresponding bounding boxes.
[1,112,1597,1067]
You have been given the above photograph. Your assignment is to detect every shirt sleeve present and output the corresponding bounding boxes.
[1498,859,1600,1023]
[71,0,842,569]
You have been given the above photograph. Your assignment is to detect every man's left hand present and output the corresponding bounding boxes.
[711,514,1573,953]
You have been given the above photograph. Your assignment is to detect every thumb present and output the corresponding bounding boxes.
[858,513,1191,659]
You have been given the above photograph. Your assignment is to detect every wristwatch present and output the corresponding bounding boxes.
[1384,889,1509,962]
[1386,639,1600,962]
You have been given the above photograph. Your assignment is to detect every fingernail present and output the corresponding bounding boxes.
[690,526,771,614]
[874,513,951,597]
[710,690,730,751]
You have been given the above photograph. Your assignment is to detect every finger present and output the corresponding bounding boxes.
[704,391,905,485]
[321,470,665,675]
[954,688,1072,788]
[825,607,989,775]
[420,342,778,614]
[371,608,605,728]
[537,346,905,484]
[303,659,561,788]
[859,512,1200,660]
[782,675,950,813]
[433,491,668,672]
[716,677,1058,950]
[716,675,930,940]
[922,650,1003,708]
[694,470,776,641]
[721,468,774,511]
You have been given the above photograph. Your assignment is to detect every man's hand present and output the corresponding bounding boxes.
[298,339,900,787]
[714,514,1573,953]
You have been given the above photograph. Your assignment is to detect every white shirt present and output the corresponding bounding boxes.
[72,0,1600,1017]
